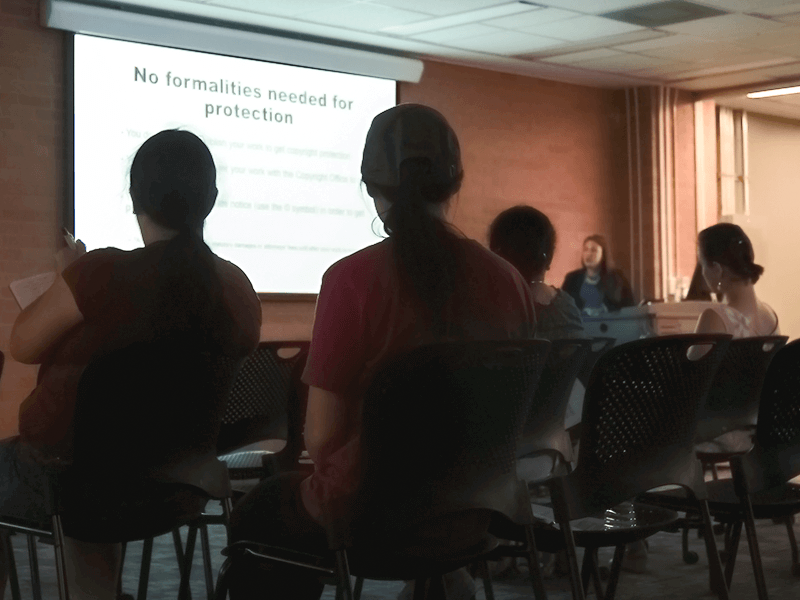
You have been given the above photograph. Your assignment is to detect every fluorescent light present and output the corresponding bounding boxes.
[41,0,424,82]
[381,1,543,36]
[747,85,800,99]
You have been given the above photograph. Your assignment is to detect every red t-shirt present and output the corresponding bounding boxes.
[17,241,262,463]
[301,236,536,521]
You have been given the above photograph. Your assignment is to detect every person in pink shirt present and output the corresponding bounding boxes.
[228,104,536,599]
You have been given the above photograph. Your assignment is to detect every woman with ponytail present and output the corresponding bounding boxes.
[695,223,778,337]
[228,104,536,599]
[7,130,261,599]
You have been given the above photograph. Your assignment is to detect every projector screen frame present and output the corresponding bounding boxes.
[64,32,399,302]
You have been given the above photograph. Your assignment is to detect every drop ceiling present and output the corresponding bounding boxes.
[86,0,800,118]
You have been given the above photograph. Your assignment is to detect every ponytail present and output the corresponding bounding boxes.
[370,158,462,335]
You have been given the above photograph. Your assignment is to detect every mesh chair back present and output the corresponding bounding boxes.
[65,341,241,540]
[518,338,590,459]
[696,336,787,443]
[71,341,241,482]
[742,339,800,493]
[355,340,550,532]
[561,334,730,520]
[217,341,310,456]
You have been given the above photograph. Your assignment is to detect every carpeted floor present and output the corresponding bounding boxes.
[6,507,799,599]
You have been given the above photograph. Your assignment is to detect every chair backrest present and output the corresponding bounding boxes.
[518,338,591,460]
[217,341,310,457]
[70,341,242,496]
[555,334,731,521]
[696,335,787,443]
[63,341,242,540]
[354,340,551,532]
[739,339,800,494]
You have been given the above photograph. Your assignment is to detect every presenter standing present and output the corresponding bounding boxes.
[561,234,635,315]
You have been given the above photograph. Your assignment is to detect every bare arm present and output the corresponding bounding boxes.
[10,274,83,364]
[304,386,351,464]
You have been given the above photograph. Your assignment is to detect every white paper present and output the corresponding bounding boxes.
[9,272,57,310]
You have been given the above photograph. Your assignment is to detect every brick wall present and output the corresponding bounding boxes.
[0,1,632,437]
[0,0,64,435]
[401,61,630,289]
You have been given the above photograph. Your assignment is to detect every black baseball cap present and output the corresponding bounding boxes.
[361,104,462,187]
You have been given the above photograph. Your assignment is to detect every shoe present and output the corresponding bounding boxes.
[616,540,648,574]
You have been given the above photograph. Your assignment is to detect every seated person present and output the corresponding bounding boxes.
[228,104,537,600]
[489,205,584,340]
[562,234,635,315]
[694,223,778,337]
[5,130,261,600]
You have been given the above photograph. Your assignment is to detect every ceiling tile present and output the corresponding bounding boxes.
[660,13,786,39]
[749,2,800,16]
[737,26,800,50]
[677,69,790,90]
[562,52,675,72]
[484,7,579,29]
[368,0,509,18]
[410,24,501,43]
[688,0,798,11]
[541,48,623,64]
[294,2,430,31]
[528,0,668,14]
[444,30,567,55]
[519,14,646,41]
[203,0,349,18]
[613,33,702,53]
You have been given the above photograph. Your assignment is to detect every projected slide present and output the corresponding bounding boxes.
[73,34,396,294]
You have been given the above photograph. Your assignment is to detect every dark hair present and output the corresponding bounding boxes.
[582,234,611,274]
[684,262,712,301]
[129,130,223,345]
[362,105,463,334]
[488,205,556,282]
[698,223,764,284]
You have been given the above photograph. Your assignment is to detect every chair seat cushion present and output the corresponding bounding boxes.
[527,500,678,551]
[219,450,275,480]
[641,481,800,519]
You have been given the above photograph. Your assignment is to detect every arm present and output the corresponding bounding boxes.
[304,386,352,465]
[10,274,83,364]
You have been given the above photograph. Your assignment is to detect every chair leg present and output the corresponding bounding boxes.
[723,521,742,588]
[784,516,800,577]
[480,559,496,600]
[603,544,625,600]
[1,532,21,600]
[579,547,593,596]
[51,515,69,600]
[524,524,548,600]
[334,549,354,600]
[698,500,730,600]
[740,495,769,600]
[353,576,364,600]
[558,519,586,600]
[27,535,42,600]
[200,524,215,600]
[213,556,232,600]
[179,526,199,600]
[137,537,154,600]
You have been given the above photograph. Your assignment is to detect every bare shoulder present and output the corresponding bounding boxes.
[695,306,727,334]
[756,300,779,335]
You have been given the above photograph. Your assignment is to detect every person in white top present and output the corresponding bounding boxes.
[694,223,779,337]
